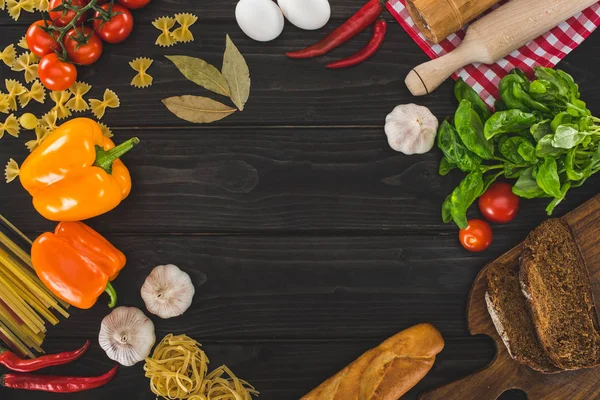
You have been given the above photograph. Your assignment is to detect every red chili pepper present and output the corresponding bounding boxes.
[326,19,388,69]
[286,0,384,59]
[0,341,90,372]
[0,365,118,393]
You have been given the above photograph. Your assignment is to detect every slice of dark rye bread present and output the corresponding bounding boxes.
[520,218,600,370]
[486,262,561,373]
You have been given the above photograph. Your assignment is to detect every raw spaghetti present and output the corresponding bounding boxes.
[144,334,258,400]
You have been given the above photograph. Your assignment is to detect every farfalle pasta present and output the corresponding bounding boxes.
[49,90,72,120]
[12,52,39,83]
[38,110,58,133]
[0,44,16,67]
[32,0,47,11]
[6,0,35,21]
[172,13,198,43]
[89,88,120,119]
[25,126,50,152]
[0,94,9,114]
[17,36,28,50]
[98,122,113,138]
[18,80,45,107]
[66,81,91,111]
[5,79,26,111]
[152,16,177,47]
[4,158,19,183]
[129,57,153,88]
[0,114,20,138]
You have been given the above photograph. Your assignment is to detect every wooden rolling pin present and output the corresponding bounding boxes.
[405,0,599,96]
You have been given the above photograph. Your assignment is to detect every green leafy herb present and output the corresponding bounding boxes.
[513,167,546,199]
[536,157,562,198]
[449,170,484,229]
[437,120,482,172]
[484,110,537,140]
[455,100,494,159]
[454,78,491,122]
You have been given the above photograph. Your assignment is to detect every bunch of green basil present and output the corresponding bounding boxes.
[439,67,600,229]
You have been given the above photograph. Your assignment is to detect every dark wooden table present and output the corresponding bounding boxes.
[1,1,599,399]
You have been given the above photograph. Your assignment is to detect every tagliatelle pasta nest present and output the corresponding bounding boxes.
[66,81,91,111]
[152,16,177,47]
[89,89,120,119]
[129,57,153,88]
[172,13,198,43]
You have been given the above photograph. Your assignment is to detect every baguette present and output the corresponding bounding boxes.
[301,323,444,400]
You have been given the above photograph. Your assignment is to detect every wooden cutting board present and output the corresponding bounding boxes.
[419,194,600,400]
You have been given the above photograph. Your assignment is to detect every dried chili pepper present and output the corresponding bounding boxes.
[0,365,118,393]
[326,19,387,69]
[0,341,90,373]
[286,0,384,59]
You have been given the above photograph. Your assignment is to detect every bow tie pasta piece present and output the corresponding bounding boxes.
[0,44,16,67]
[32,0,47,11]
[25,126,50,152]
[17,36,28,50]
[39,110,58,133]
[66,81,91,111]
[172,13,198,43]
[129,57,153,88]
[0,95,9,114]
[98,122,113,138]
[0,114,20,139]
[12,52,39,83]
[18,80,45,107]
[4,158,20,183]
[5,79,26,111]
[153,16,177,47]
[0,0,4,10]
[6,0,35,21]
[89,89,120,119]
[49,90,72,120]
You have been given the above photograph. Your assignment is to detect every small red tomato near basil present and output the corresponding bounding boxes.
[117,0,151,9]
[459,219,493,252]
[64,27,103,65]
[26,20,60,58]
[38,53,77,91]
[93,3,134,43]
[479,182,520,224]
[49,0,88,27]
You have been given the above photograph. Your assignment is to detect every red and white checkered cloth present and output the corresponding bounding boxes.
[387,0,600,107]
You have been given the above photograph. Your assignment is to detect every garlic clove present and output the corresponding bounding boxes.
[99,306,155,367]
[141,264,195,319]
[384,103,439,155]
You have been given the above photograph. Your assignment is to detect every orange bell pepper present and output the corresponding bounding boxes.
[19,118,139,221]
[31,221,126,309]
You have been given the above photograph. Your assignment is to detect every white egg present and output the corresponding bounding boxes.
[278,0,331,31]
[236,0,285,42]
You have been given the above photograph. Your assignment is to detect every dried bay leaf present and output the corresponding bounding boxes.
[222,35,250,111]
[162,95,236,123]
[166,55,231,97]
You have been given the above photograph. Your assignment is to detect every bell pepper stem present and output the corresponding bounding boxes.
[94,137,140,174]
[105,282,117,308]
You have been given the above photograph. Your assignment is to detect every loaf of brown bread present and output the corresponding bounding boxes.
[301,323,444,400]
[486,261,560,373]
[520,219,600,370]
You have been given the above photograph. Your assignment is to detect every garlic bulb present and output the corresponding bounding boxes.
[99,306,156,367]
[141,264,195,319]
[384,104,439,155]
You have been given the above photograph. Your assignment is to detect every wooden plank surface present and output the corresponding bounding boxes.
[0,0,598,399]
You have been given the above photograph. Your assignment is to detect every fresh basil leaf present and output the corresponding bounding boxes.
[546,182,571,215]
[450,171,484,229]
[437,120,482,173]
[455,100,494,159]
[536,157,562,198]
[513,167,546,199]
[504,163,525,179]
[482,171,503,194]
[530,120,552,141]
[536,135,566,158]
[441,194,452,223]
[439,156,456,176]
[484,110,537,140]
[565,147,588,181]
[494,99,507,112]
[499,137,528,164]
[550,112,574,132]
[552,125,589,149]
[518,141,536,162]
[454,78,492,122]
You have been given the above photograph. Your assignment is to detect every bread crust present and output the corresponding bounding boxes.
[301,323,444,400]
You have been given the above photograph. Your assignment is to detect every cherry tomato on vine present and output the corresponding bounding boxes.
[459,219,493,253]
[479,182,520,224]
[117,0,150,9]
[93,4,134,44]
[64,27,103,65]
[49,0,89,27]
[26,20,61,58]
[39,53,77,91]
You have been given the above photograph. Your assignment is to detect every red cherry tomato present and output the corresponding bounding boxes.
[479,182,521,224]
[26,20,60,58]
[117,0,150,9]
[38,53,77,91]
[93,4,134,44]
[49,0,88,27]
[64,27,103,65]
[459,219,493,253]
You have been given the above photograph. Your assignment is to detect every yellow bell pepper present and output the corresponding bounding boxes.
[19,118,139,221]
